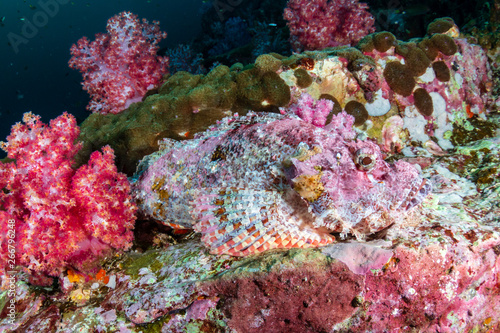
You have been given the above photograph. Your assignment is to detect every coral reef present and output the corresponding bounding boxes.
[76,56,291,175]
[0,113,136,284]
[69,11,168,114]
[3,149,500,331]
[75,18,497,177]
[1,0,499,328]
[278,19,496,155]
[283,0,375,51]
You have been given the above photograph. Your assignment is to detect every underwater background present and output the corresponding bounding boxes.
[0,0,204,155]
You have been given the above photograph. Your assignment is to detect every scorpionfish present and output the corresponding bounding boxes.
[132,112,431,256]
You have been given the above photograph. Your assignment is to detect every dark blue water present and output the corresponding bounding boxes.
[0,0,204,153]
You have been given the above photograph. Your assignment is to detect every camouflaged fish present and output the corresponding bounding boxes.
[132,112,431,256]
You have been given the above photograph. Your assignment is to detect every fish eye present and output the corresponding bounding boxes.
[354,149,377,171]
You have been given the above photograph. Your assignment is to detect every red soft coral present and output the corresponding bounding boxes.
[0,113,136,285]
[71,145,135,249]
[283,0,375,51]
[69,11,168,114]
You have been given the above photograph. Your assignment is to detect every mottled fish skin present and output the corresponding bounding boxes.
[132,112,429,256]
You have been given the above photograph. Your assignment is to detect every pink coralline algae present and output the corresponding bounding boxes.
[0,112,136,283]
[283,0,375,51]
[69,11,168,114]
[454,38,492,113]
[132,112,430,256]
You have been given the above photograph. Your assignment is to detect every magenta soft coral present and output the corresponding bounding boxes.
[0,113,136,284]
[71,145,136,250]
[280,92,334,127]
[283,0,375,51]
[69,11,168,114]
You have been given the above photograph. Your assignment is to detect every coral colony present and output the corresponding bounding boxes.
[284,0,376,50]
[69,12,168,114]
[1,0,500,331]
[0,112,136,284]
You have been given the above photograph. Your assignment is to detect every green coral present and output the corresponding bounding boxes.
[76,56,291,176]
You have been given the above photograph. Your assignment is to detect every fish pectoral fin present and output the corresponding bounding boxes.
[192,187,335,256]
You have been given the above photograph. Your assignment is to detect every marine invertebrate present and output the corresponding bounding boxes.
[294,68,313,88]
[283,0,376,51]
[280,92,333,127]
[132,112,430,256]
[430,34,458,56]
[418,38,439,61]
[413,88,434,116]
[236,69,291,111]
[69,11,168,114]
[344,100,369,126]
[404,47,432,76]
[383,61,415,97]
[208,16,251,57]
[254,54,282,73]
[298,57,315,70]
[166,44,206,75]
[427,17,457,35]
[0,113,136,282]
[76,18,494,179]
[432,61,451,82]
[372,32,396,52]
[319,94,343,116]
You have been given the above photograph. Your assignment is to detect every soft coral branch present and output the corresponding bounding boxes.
[284,0,375,51]
[0,113,136,285]
[69,11,168,114]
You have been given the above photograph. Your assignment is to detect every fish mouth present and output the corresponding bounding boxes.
[403,178,432,211]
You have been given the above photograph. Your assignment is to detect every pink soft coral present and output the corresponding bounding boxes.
[280,92,334,127]
[69,11,168,114]
[283,0,375,51]
[0,113,136,284]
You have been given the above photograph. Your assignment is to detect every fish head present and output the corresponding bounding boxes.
[286,137,431,237]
